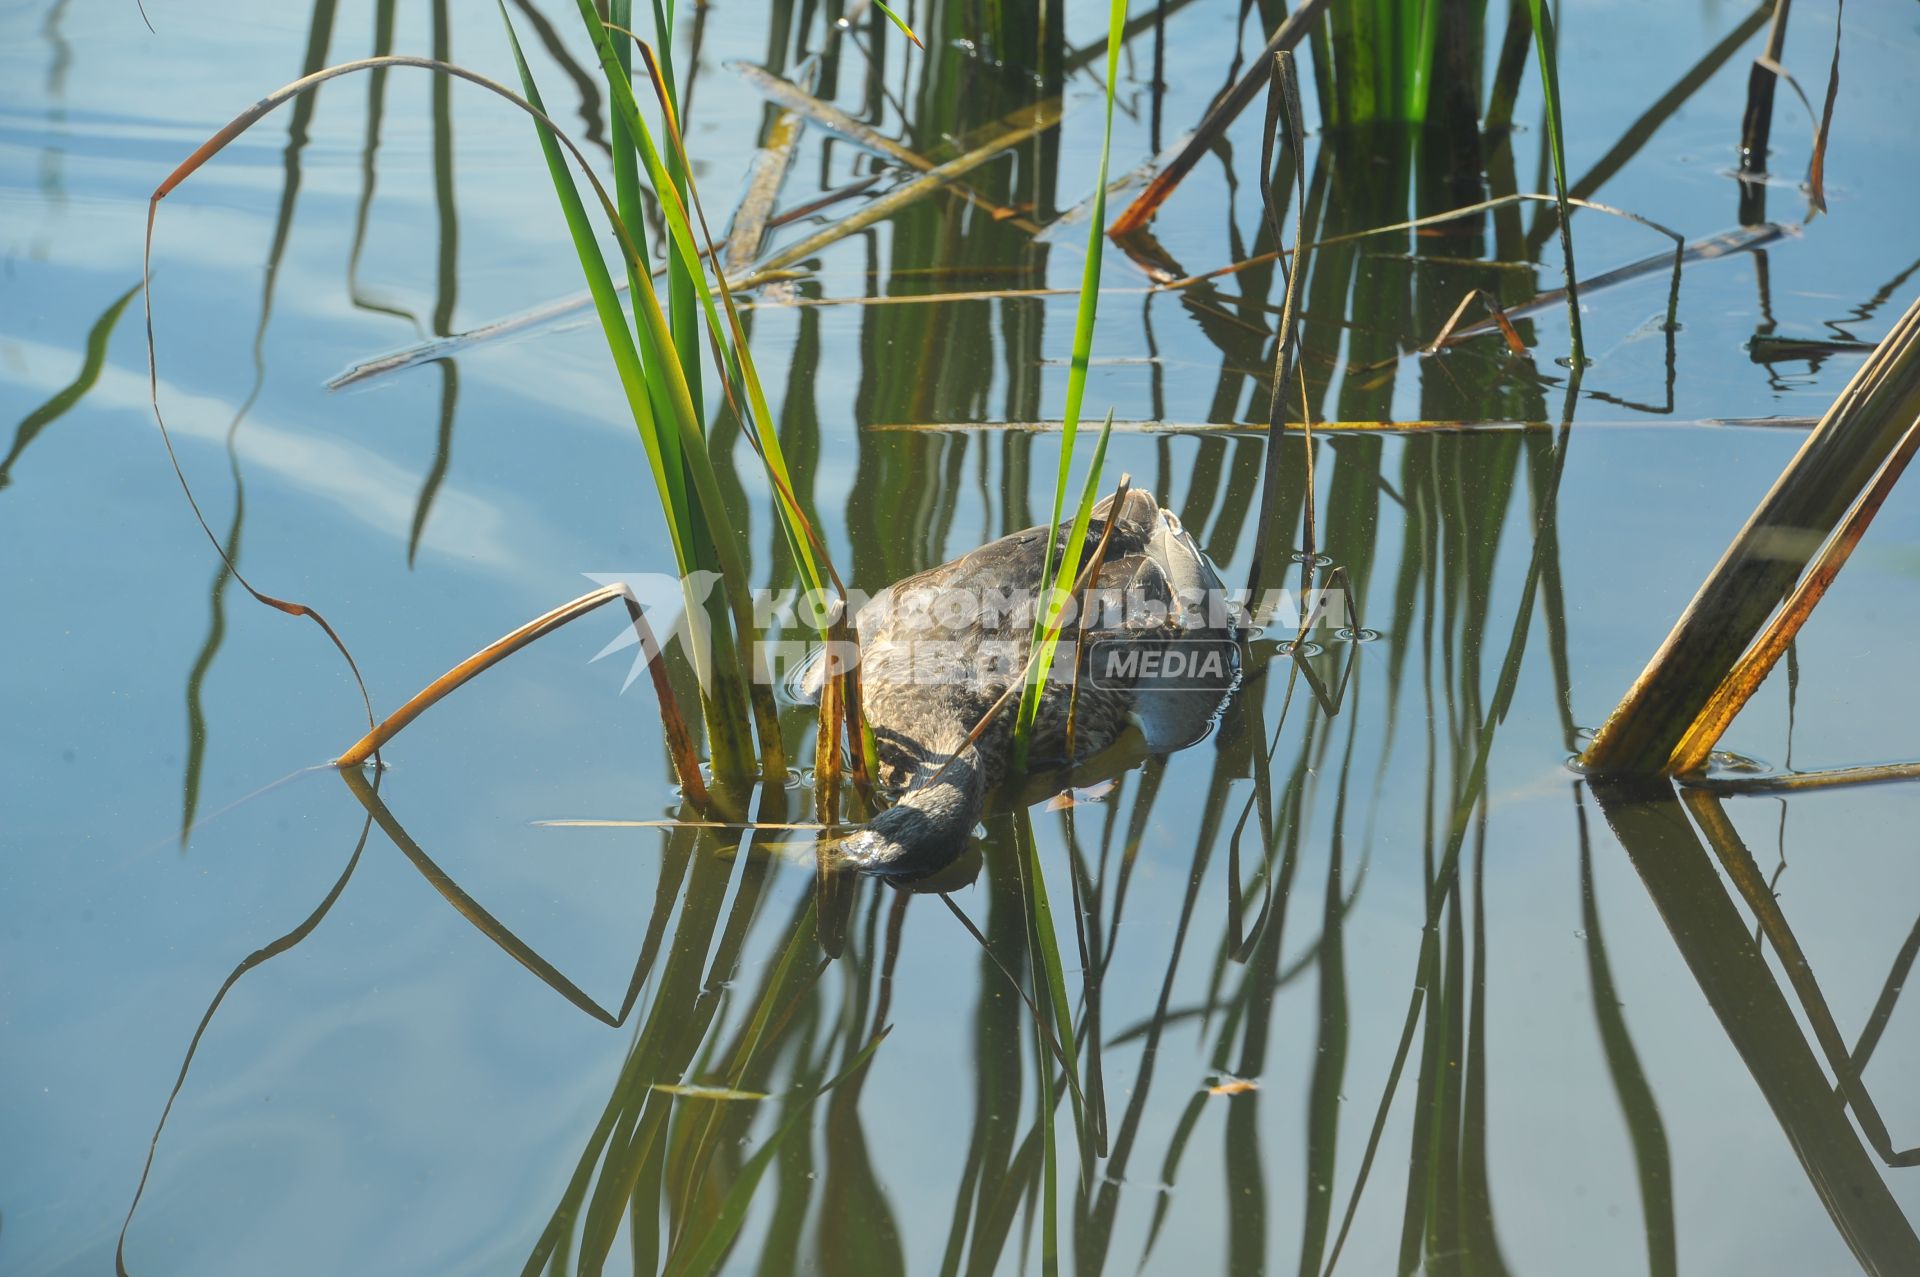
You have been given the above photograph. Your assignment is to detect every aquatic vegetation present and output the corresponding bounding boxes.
[36,0,1920,1274]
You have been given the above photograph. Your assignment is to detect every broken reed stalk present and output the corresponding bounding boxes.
[1425,288,1529,357]
[334,586,621,766]
[1581,294,1920,774]
[1666,402,1920,773]
[333,585,709,806]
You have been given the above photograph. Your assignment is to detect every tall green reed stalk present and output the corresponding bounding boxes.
[500,0,885,794]
[1011,0,1129,772]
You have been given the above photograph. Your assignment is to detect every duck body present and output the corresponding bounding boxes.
[813,489,1237,875]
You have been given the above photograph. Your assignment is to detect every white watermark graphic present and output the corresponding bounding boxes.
[582,572,1350,693]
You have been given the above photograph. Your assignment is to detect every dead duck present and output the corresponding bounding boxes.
[805,489,1238,876]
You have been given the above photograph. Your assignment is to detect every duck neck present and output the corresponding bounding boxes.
[840,734,986,873]
[897,736,985,845]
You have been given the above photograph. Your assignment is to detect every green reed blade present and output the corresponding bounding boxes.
[645,0,704,428]
[500,7,688,566]
[576,16,825,593]
[1010,0,1127,768]
[868,0,924,49]
[635,46,827,603]
[1522,0,1584,365]
[591,17,880,775]
[608,0,686,493]
[502,7,764,778]
[1014,411,1115,769]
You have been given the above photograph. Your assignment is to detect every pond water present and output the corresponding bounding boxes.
[6,0,1920,1273]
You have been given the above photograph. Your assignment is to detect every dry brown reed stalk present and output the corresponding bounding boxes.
[1424,288,1530,356]
[1666,405,1920,774]
[815,648,846,822]
[1582,293,1920,774]
[1738,0,1795,174]
[332,585,615,765]
[1743,0,1844,215]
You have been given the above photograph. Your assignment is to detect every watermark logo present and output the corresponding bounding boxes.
[583,573,1347,692]
[1083,637,1241,690]
[583,570,722,692]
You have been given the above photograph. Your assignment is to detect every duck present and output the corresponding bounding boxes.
[806,488,1238,876]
